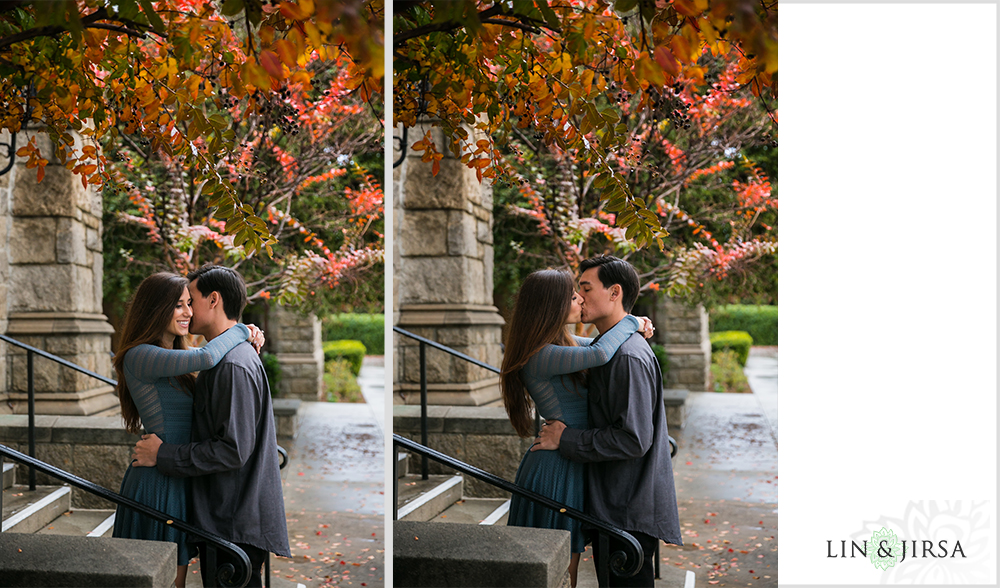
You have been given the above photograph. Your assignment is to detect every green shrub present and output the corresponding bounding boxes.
[709,305,777,346]
[709,331,753,366]
[649,343,670,383]
[260,352,282,397]
[323,340,366,375]
[710,349,751,393]
[322,314,384,355]
[325,358,363,403]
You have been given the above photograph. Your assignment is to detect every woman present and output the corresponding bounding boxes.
[500,269,652,587]
[110,272,264,588]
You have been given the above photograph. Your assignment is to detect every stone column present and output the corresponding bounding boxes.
[269,304,324,400]
[393,123,505,406]
[656,297,711,392]
[1,129,116,416]
[1,131,11,410]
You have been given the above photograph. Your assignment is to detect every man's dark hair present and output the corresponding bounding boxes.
[187,264,247,320]
[579,255,640,313]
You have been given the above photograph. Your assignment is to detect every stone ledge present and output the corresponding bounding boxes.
[0,532,176,587]
[394,521,569,588]
[394,405,517,436]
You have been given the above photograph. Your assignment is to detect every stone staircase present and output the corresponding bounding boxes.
[394,452,694,588]
[396,452,510,526]
[2,462,115,537]
[2,460,305,587]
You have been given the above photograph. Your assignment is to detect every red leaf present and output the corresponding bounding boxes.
[260,50,285,80]
[654,46,681,78]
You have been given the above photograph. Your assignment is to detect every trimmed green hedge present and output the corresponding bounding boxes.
[710,331,753,366]
[260,352,282,397]
[709,305,777,346]
[323,340,366,375]
[649,343,670,384]
[322,313,384,355]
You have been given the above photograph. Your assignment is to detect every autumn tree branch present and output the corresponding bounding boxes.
[394,4,560,49]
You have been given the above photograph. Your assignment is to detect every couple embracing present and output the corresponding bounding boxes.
[110,265,289,588]
[501,255,683,588]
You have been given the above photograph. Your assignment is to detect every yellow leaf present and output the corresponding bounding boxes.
[635,54,665,87]
[303,21,323,49]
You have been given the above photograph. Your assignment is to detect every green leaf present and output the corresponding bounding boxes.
[614,0,639,14]
[117,0,141,21]
[137,0,165,33]
[221,0,245,17]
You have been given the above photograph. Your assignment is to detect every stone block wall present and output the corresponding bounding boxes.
[0,415,133,509]
[394,405,531,498]
[269,305,324,400]
[394,122,505,406]
[1,129,116,416]
[656,298,711,392]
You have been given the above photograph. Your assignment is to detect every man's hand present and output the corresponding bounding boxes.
[132,434,162,467]
[530,420,566,451]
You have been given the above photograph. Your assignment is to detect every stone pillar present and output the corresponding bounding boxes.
[1,129,116,416]
[1,131,11,411]
[657,297,711,392]
[393,123,505,406]
[269,304,324,400]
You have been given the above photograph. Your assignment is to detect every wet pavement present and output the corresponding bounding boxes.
[660,347,778,588]
[272,357,385,588]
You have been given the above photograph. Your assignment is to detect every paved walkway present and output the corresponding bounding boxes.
[658,347,778,588]
[185,357,385,588]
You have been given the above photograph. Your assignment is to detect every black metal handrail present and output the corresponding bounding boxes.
[393,326,507,480]
[0,444,251,588]
[394,435,643,585]
[0,333,117,490]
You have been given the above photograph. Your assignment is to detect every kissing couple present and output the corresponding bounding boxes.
[110,264,289,588]
[501,255,683,588]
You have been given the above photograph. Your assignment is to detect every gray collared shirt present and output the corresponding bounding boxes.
[157,342,291,557]
[559,331,683,545]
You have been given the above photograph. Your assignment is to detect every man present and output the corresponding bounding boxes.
[533,255,682,587]
[132,265,290,588]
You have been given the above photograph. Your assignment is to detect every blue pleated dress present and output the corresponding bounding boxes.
[112,324,249,565]
[506,316,639,553]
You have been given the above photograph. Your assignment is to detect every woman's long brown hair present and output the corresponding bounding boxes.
[500,270,580,437]
[113,272,196,434]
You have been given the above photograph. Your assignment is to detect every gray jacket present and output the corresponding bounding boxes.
[157,342,291,557]
[559,331,683,545]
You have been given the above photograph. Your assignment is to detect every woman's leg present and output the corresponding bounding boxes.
[570,552,581,588]
[175,564,188,588]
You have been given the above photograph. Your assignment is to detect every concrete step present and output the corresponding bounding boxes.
[1,485,72,533]
[397,474,463,522]
[36,509,115,537]
[395,520,571,588]
[0,532,175,587]
[2,462,13,490]
[431,498,510,525]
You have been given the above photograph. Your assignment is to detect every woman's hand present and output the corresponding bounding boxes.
[246,324,265,354]
[634,316,656,339]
